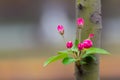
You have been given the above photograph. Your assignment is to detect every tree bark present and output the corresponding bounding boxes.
[75,0,102,80]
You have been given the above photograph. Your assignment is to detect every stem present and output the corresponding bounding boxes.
[78,50,81,59]
[73,52,77,59]
[62,35,66,44]
[78,29,82,42]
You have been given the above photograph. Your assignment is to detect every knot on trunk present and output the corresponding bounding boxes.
[90,11,101,24]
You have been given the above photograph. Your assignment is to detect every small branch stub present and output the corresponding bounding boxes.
[78,3,84,10]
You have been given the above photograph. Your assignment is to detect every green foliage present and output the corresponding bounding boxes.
[62,57,76,65]
[44,47,110,66]
[74,39,79,47]
[44,47,110,67]
[87,55,97,61]
[86,47,110,55]
[80,60,87,65]
[71,39,79,52]
[82,47,110,58]
[57,50,69,54]
[43,53,68,67]
[58,50,72,54]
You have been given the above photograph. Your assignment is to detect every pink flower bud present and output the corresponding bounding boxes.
[57,25,64,35]
[66,41,73,49]
[83,39,93,48]
[77,18,84,29]
[89,34,94,38]
[78,43,84,50]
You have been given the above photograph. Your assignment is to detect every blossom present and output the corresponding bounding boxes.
[78,43,84,50]
[89,34,94,38]
[66,41,73,49]
[83,39,93,48]
[77,18,84,29]
[57,25,64,35]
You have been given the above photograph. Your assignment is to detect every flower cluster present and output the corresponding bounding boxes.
[66,37,93,50]
[57,18,93,51]
[78,39,93,50]
[44,18,109,67]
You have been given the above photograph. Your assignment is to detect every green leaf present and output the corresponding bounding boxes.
[71,39,79,52]
[62,57,76,65]
[88,55,97,61]
[58,50,72,54]
[86,47,110,55]
[80,60,87,65]
[84,55,97,61]
[43,53,68,67]
[58,50,68,54]
[82,47,110,58]
[74,39,79,47]
[71,47,78,52]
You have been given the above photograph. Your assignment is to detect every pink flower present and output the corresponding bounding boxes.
[83,39,93,48]
[78,43,84,50]
[57,25,64,35]
[89,34,94,38]
[66,41,73,49]
[77,18,84,29]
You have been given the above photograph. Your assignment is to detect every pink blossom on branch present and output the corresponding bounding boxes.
[83,39,93,48]
[66,41,73,49]
[89,34,94,38]
[76,18,84,29]
[57,25,64,35]
[43,15,110,67]
[78,43,84,50]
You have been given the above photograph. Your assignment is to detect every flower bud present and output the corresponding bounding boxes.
[57,25,64,35]
[78,43,84,50]
[83,39,93,48]
[89,34,94,38]
[66,41,73,49]
[77,18,84,29]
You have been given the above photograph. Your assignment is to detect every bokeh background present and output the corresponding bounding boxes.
[0,0,120,80]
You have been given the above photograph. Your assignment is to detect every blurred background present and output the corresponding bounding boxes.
[0,0,119,80]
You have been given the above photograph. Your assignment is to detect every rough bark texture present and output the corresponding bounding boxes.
[75,0,102,80]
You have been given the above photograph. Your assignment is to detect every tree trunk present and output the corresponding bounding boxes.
[75,0,102,80]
